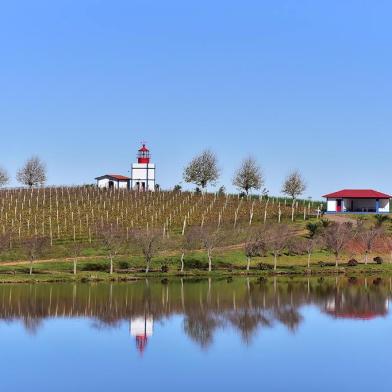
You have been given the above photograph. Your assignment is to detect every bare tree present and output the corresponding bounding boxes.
[322,222,353,267]
[244,229,266,271]
[381,234,392,263]
[0,167,9,187]
[22,236,49,275]
[180,227,200,272]
[98,224,126,274]
[183,150,220,189]
[357,225,383,265]
[70,241,83,275]
[294,236,322,269]
[281,170,306,201]
[233,157,264,195]
[195,226,225,272]
[132,228,162,273]
[267,224,293,271]
[17,156,47,188]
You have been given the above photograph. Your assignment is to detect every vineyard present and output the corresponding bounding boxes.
[0,187,322,249]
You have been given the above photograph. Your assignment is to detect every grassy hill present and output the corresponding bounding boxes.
[0,186,326,266]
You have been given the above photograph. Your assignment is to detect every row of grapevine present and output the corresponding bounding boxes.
[0,187,323,246]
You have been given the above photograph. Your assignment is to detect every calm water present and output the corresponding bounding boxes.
[1,277,391,391]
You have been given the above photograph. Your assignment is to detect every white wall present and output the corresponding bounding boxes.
[327,199,337,212]
[131,163,156,191]
[118,181,128,189]
[97,178,129,189]
[379,199,390,213]
[97,178,110,188]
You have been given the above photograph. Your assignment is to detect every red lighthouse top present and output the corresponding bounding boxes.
[137,144,151,164]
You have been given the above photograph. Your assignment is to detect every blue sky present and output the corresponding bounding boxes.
[1,0,392,199]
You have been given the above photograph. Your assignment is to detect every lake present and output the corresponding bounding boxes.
[0,276,391,391]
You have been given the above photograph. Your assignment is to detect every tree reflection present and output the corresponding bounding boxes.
[0,277,390,350]
[183,311,222,349]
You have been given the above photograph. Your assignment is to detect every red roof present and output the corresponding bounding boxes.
[323,189,392,199]
[108,174,130,180]
[325,311,386,320]
[138,144,149,152]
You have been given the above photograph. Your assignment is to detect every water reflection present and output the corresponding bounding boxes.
[0,276,391,350]
[130,315,154,354]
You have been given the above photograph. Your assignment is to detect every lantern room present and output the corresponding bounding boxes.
[138,144,151,164]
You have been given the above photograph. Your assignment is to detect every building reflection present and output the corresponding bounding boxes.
[130,315,154,354]
[0,277,391,350]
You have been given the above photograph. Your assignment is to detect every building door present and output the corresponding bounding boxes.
[336,199,342,212]
[141,182,146,191]
[108,181,114,189]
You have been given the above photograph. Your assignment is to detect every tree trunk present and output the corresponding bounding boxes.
[247,256,251,271]
[145,259,150,274]
[73,258,77,275]
[291,199,295,222]
[307,251,311,269]
[208,250,212,272]
[181,252,185,272]
[274,253,277,271]
[365,252,368,265]
[29,259,33,275]
[335,254,339,268]
[110,255,113,275]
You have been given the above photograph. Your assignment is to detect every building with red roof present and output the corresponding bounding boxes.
[323,189,391,214]
[95,174,130,189]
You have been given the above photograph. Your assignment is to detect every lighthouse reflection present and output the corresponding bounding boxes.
[130,315,154,354]
[0,277,391,351]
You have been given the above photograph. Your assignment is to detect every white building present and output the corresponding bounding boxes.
[323,189,391,214]
[131,144,156,191]
[95,144,156,191]
[95,174,130,189]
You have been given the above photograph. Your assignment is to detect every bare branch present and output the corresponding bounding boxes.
[282,170,306,200]
[131,228,162,273]
[0,167,9,188]
[183,150,220,189]
[233,157,264,195]
[17,156,47,188]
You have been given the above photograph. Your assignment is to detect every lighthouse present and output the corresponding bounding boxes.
[131,144,156,191]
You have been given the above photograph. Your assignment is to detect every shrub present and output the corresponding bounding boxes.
[161,264,169,273]
[258,262,273,270]
[318,261,335,267]
[118,261,130,269]
[347,259,359,267]
[82,262,108,272]
[306,222,321,238]
[184,258,208,270]
[373,256,383,264]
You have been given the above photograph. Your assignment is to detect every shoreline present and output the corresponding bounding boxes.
[1,264,392,284]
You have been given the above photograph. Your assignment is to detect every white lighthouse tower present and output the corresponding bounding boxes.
[131,144,156,191]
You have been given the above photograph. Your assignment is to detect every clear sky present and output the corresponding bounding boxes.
[1,0,392,199]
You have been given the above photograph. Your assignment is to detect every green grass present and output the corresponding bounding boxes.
[1,248,392,283]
